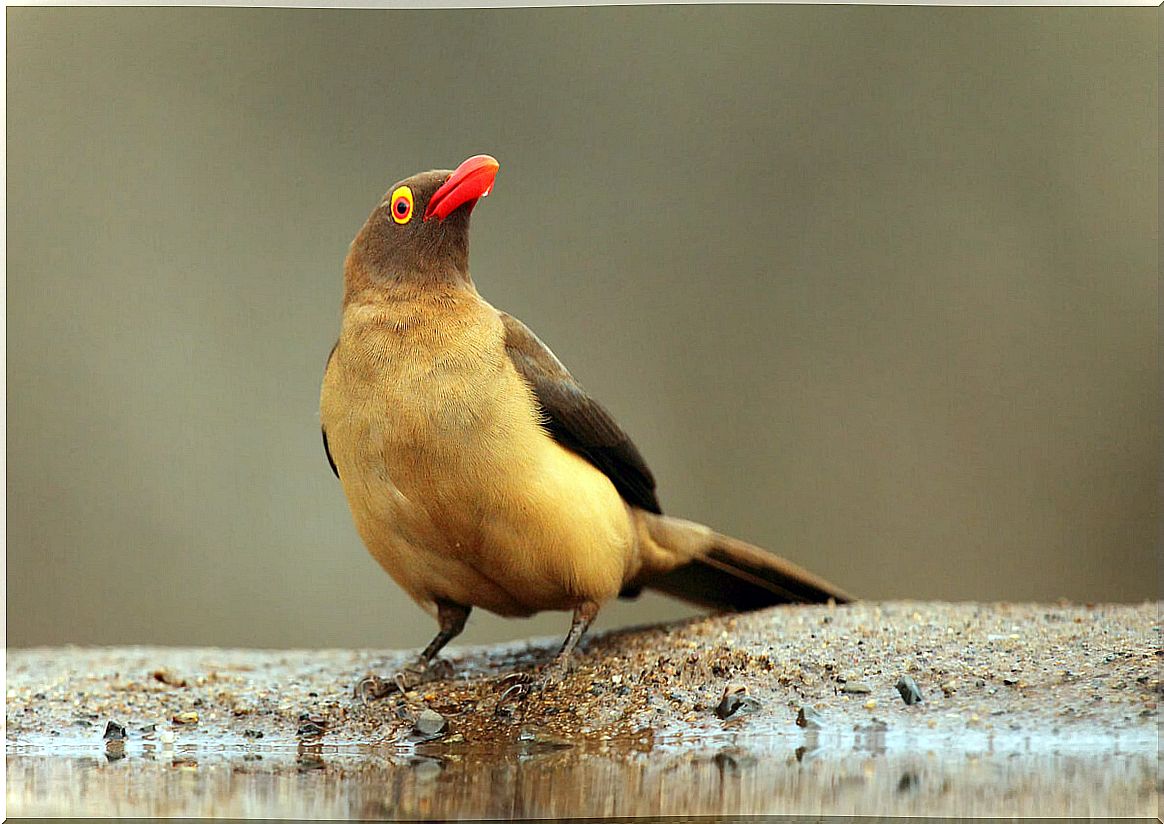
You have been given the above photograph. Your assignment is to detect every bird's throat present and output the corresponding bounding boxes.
[343,249,475,307]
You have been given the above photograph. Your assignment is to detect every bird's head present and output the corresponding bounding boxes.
[344,154,499,297]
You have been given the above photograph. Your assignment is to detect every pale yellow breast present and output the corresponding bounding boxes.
[320,292,637,616]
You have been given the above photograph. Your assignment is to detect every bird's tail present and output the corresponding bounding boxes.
[626,513,853,609]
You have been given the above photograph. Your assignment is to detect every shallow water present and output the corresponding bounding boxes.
[7,724,1158,818]
[8,605,1160,818]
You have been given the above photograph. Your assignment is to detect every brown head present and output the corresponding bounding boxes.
[344,154,499,300]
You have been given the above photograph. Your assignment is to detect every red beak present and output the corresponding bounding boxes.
[423,154,500,222]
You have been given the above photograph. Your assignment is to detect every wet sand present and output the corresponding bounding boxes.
[6,600,1160,818]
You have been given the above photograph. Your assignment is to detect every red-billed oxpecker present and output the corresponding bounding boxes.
[320,155,852,700]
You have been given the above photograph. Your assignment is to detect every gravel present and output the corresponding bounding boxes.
[6,600,1160,817]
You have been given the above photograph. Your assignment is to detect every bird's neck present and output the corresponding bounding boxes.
[342,249,476,308]
[335,281,494,380]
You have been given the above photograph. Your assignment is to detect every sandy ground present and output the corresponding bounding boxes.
[6,600,1161,818]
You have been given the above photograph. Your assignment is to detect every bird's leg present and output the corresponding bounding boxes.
[355,600,470,703]
[497,601,599,704]
[545,599,600,682]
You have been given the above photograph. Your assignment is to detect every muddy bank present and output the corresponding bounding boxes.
[6,600,1161,817]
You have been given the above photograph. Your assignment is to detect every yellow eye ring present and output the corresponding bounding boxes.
[389,186,414,224]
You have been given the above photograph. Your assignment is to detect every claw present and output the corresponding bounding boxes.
[354,674,391,705]
[355,658,456,703]
[492,672,534,717]
[495,672,532,692]
[499,682,531,703]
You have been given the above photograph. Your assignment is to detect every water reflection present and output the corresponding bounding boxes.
[6,728,1158,819]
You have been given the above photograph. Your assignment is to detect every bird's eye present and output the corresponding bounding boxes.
[389,186,414,224]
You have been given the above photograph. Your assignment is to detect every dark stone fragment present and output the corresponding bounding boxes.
[297,714,327,737]
[715,685,761,720]
[895,675,923,705]
[796,705,823,729]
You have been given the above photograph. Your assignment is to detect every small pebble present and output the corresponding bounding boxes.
[896,676,923,705]
[152,669,188,688]
[297,716,327,737]
[102,720,127,740]
[412,708,447,741]
[842,682,872,695]
[172,712,198,725]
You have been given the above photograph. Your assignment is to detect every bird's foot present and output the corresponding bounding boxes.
[495,671,535,704]
[354,674,392,704]
[354,658,455,704]
[393,657,455,693]
[493,660,572,715]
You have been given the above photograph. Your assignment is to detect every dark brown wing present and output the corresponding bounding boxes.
[323,428,339,479]
[499,312,661,514]
[322,341,339,479]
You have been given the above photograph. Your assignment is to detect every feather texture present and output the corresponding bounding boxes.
[500,312,662,514]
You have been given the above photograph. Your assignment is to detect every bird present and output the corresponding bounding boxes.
[319,154,851,699]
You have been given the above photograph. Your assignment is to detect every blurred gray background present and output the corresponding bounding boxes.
[7,7,1157,649]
